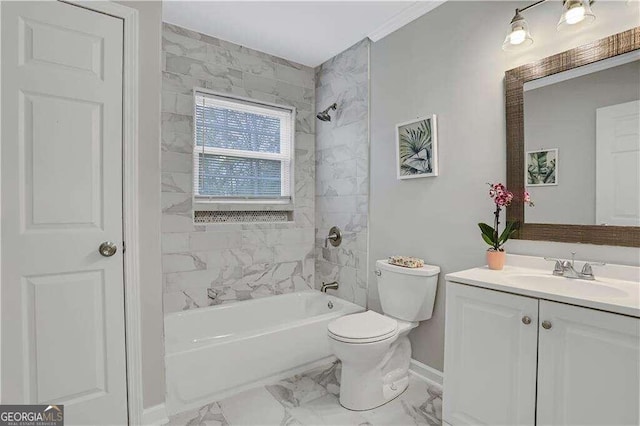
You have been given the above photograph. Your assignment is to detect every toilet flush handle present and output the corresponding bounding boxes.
[375,270,381,276]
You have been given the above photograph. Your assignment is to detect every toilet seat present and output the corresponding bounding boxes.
[328,311,398,344]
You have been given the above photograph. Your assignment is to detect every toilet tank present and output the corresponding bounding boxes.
[376,259,440,322]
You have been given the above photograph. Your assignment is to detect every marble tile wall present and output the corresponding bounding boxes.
[314,40,370,307]
[161,23,316,313]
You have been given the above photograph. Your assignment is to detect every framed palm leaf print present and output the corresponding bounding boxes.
[396,115,438,180]
[526,148,558,186]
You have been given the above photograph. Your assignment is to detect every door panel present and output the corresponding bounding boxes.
[20,16,105,78]
[537,301,640,426]
[25,271,107,403]
[443,282,538,426]
[596,100,640,226]
[1,2,127,425]
[23,92,103,229]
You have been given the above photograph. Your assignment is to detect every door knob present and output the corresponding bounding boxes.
[542,320,552,330]
[99,241,117,257]
[522,316,532,325]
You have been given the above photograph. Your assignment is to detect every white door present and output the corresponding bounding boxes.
[537,301,640,426]
[443,283,538,426]
[1,2,128,425]
[596,100,640,226]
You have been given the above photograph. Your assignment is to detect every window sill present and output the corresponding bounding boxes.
[193,201,294,212]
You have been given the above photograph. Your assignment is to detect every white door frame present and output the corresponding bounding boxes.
[0,1,144,424]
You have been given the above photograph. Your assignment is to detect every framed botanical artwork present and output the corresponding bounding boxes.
[396,115,438,180]
[526,148,558,186]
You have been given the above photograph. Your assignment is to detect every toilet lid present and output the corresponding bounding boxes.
[328,311,398,343]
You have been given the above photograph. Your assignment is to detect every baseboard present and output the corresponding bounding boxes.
[409,359,443,387]
[142,403,169,426]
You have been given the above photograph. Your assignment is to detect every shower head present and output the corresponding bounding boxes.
[316,103,337,122]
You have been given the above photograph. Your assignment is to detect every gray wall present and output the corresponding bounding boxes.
[369,1,640,372]
[315,40,370,307]
[525,60,640,225]
[113,1,165,409]
[160,24,316,313]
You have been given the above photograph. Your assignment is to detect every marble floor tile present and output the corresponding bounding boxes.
[165,401,228,426]
[289,393,370,425]
[166,361,443,426]
[302,360,342,397]
[266,375,329,408]
[218,387,292,425]
[360,376,442,426]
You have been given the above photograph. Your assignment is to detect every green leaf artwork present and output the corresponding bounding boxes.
[527,149,557,185]
[399,119,432,175]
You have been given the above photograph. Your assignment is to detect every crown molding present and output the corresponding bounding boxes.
[368,1,447,42]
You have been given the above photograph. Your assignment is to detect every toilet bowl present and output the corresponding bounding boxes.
[327,260,440,411]
[328,310,417,410]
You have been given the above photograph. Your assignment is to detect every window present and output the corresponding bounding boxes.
[193,90,294,204]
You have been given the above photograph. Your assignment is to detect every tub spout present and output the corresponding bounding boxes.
[321,281,339,292]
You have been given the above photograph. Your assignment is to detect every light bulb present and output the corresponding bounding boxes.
[565,5,586,24]
[557,0,595,31]
[510,29,526,45]
[502,11,533,51]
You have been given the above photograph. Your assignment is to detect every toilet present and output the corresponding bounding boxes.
[327,259,440,411]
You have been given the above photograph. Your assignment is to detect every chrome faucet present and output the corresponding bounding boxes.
[207,288,218,300]
[544,252,605,281]
[321,281,339,292]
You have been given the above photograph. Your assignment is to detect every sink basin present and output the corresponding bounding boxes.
[508,274,629,298]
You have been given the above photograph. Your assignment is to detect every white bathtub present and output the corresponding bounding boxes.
[164,290,364,414]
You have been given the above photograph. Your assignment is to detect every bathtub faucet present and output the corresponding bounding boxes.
[321,281,339,292]
[207,288,217,300]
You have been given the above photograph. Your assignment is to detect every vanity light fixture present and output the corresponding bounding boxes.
[502,0,597,51]
[502,0,547,51]
[557,0,596,30]
[502,10,534,51]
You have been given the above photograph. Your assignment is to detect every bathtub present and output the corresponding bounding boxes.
[164,290,364,414]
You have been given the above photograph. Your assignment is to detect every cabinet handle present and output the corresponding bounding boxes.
[542,320,552,330]
[522,316,532,325]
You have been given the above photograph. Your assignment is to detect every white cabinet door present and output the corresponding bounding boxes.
[1,2,127,425]
[443,283,538,426]
[537,301,640,426]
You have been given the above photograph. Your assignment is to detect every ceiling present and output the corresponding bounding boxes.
[162,1,444,67]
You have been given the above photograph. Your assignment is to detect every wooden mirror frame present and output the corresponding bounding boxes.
[505,27,640,248]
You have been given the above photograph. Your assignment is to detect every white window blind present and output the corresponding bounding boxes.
[193,90,294,202]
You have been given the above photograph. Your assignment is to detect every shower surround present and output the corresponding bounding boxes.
[161,23,316,313]
[314,40,371,307]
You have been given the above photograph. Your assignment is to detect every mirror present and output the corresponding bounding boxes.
[505,27,640,247]
[523,52,640,226]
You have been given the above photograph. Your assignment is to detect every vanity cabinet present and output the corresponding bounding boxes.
[443,282,640,426]
[536,300,640,426]
[443,282,538,426]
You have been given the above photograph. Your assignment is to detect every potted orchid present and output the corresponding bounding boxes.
[479,183,534,270]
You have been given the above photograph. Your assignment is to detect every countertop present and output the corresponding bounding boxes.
[446,255,640,318]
